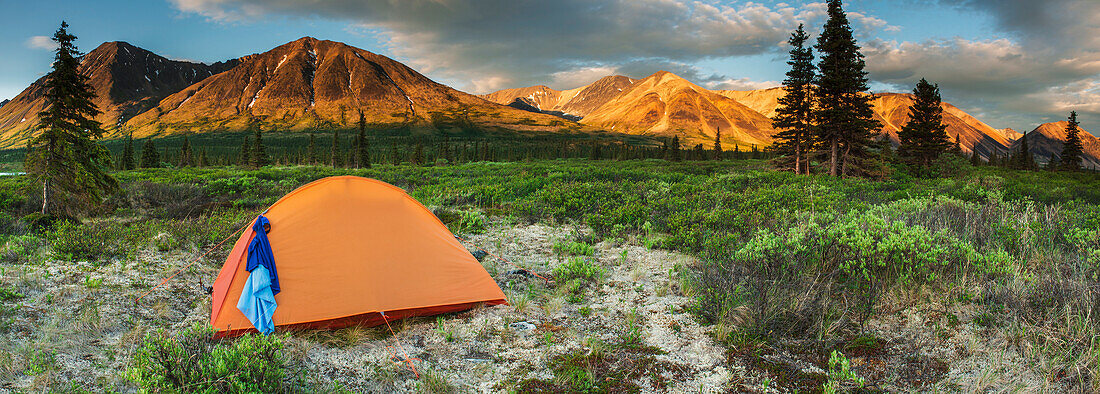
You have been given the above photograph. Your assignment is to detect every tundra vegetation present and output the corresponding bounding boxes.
[5,9,1100,393]
[0,157,1097,391]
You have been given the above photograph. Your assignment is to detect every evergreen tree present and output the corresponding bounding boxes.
[25,21,116,215]
[356,113,370,168]
[671,136,682,161]
[140,139,160,168]
[198,147,208,167]
[814,0,881,177]
[250,129,268,168]
[896,78,950,169]
[952,134,962,155]
[331,131,341,168]
[713,128,724,160]
[1060,111,1084,171]
[772,24,816,174]
[413,140,425,165]
[590,142,603,160]
[390,142,401,165]
[306,133,317,165]
[121,132,136,170]
[1047,154,1061,171]
[238,136,251,166]
[970,151,982,166]
[178,136,194,167]
[1018,130,1032,169]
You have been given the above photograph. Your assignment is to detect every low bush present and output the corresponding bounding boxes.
[552,240,596,256]
[554,256,605,302]
[1,234,42,263]
[122,182,212,219]
[128,324,287,393]
[434,208,487,234]
[48,220,147,262]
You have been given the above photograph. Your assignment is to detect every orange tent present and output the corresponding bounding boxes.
[211,176,506,336]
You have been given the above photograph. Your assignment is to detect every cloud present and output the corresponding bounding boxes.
[867,0,1100,130]
[169,0,1097,132]
[26,36,57,51]
[169,0,832,93]
[706,77,781,91]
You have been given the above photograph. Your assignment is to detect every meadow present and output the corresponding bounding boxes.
[1,156,1099,391]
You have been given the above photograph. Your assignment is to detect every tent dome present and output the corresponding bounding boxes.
[211,176,506,335]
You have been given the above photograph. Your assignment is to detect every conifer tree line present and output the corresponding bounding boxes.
[109,131,777,170]
[771,0,887,177]
[771,0,1091,176]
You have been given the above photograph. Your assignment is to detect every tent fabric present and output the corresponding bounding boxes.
[236,265,277,335]
[210,176,506,336]
[246,215,279,294]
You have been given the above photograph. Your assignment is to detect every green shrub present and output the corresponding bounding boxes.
[0,285,24,302]
[435,208,487,234]
[553,257,605,284]
[48,220,146,262]
[553,256,605,302]
[823,350,864,393]
[20,213,60,232]
[1,234,42,263]
[128,324,287,393]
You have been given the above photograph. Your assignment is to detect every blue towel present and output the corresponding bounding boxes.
[237,265,277,334]
[246,216,280,294]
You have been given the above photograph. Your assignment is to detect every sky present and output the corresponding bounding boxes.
[2,0,1098,134]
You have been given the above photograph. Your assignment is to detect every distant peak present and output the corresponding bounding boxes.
[93,41,138,52]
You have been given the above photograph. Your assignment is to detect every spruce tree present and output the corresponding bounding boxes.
[306,133,318,165]
[1061,111,1084,171]
[1019,130,1032,169]
[238,136,251,166]
[198,147,207,167]
[772,24,816,174]
[814,0,880,177]
[970,151,982,166]
[178,136,194,167]
[140,139,160,168]
[897,78,950,169]
[356,113,370,168]
[671,136,682,161]
[250,129,268,168]
[121,132,136,170]
[590,142,602,160]
[390,143,401,165]
[25,21,116,215]
[413,140,425,165]
[713,128,724,160]
[331,131,341,168]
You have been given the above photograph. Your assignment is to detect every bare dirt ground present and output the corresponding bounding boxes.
[0,219,1057,392]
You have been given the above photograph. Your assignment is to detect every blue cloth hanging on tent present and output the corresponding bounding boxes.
[237,265,277,334]
[237,215,279,335]
[245,215,280,294]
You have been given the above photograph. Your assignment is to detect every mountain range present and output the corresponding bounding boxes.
[0,36,1095,169]
[0,41,236,146]
[0,37,573,148]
